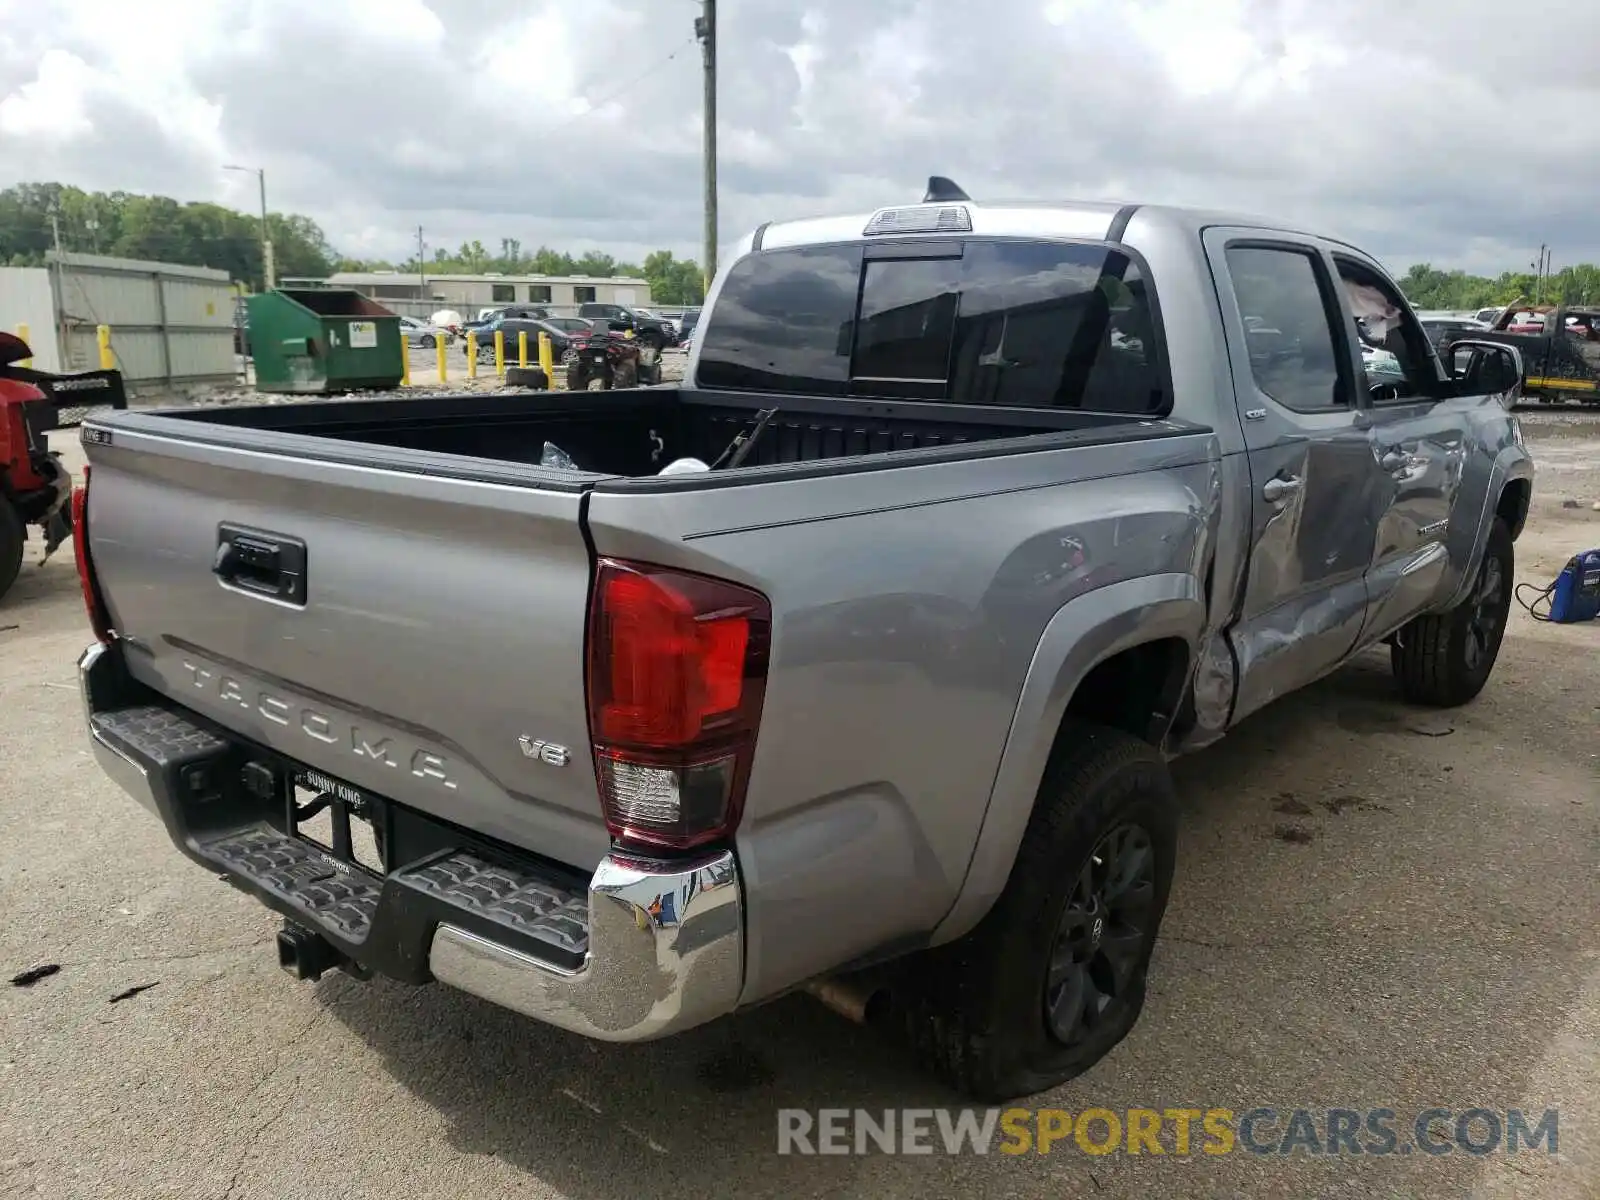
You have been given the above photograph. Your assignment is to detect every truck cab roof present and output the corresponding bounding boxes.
[744,180,1344,258]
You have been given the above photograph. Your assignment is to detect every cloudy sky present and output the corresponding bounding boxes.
[0,0,1595,277]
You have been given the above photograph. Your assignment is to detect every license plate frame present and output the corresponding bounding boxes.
[291,767,386,874]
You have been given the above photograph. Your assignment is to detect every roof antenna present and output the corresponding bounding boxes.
[923,175,971,203]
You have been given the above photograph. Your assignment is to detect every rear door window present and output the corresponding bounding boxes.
[1224,245,1349,411]
[696,239,1169,414]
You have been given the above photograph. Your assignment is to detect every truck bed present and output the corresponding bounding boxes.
[130,386,1165,488]
[80,383,1214,892]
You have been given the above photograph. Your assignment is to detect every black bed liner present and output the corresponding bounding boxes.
[84,385,1213,493]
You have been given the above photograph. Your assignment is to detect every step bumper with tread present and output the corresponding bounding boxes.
[78,639,744,1042]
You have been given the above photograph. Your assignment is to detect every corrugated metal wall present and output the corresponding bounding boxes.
[0,267,63,372]
[50,252,237,389]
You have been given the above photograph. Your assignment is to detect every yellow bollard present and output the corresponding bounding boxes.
[538,332,555,387]
[97,325,114,370]
[467,331,478,379]
[16,323,31,368]
[518,331,529,368]
[436,332,448,382]
[400,335,411,386]
[494,329,505,376]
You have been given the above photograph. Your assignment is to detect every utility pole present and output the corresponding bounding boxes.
[416,225,427,305]
[695,0,717,296]
[1532,244,1553,306]
[50,208,65,366]
[224,164,273,290]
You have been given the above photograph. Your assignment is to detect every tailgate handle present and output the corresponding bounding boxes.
[214,523,308,606]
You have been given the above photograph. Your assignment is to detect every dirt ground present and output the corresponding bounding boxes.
[0,413,1595,1200]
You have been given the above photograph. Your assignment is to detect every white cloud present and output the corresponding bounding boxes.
[0,49,94,140]
[0,0,1597,276]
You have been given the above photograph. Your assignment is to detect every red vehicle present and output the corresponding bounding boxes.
[0,331,127,601]
[564,320,664,390]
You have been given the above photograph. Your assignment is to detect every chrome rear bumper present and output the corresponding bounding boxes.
[80,639,745,1042]
[429,850,743,1041]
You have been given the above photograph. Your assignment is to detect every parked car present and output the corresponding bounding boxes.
[73,180,1532,1102]
[462,306,552,341]
[1419,317,1489,354]
[540,316,599,337]
[398,316,453,348]
[463,317,579,364]
[576,303,676,351]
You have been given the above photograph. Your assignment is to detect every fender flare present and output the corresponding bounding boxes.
[1441,445,1535,612]
[929,573,1206,946]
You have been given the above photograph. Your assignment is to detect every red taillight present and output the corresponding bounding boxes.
[586,558,770,851]
[72,465,112,643]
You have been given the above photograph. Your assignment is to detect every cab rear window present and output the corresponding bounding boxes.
[696,238,1169,415]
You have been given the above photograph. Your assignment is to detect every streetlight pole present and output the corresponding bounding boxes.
[225,164,274,290]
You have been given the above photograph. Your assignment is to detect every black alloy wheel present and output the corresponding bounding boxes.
[1045,822,1157,1046]
[1464,552,1505,674]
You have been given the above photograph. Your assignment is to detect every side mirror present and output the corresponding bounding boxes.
[1448,339,1523,403]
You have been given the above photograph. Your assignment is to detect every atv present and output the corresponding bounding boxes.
[0,331,127,602]
[565,322,663,391]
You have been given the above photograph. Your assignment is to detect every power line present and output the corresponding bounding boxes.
[544,36,698,135]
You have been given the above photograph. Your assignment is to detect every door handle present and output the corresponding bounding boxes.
[214,523,308,605]
[1379,450,1407,472]
[1262,475,1302,503]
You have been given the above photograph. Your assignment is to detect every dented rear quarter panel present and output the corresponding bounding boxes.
[585,428,1222,1004]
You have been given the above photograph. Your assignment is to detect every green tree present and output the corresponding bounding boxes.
[0,182,337,289]
[641,249,705,305]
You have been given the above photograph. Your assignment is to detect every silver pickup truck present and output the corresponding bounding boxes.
[73,180,1533,1101]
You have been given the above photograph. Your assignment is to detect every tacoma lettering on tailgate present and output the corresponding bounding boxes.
[181,659,457,789]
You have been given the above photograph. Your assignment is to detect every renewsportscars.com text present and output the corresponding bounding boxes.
[776,1107,1560,1157]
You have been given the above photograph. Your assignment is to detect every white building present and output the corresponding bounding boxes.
[280,271,653,319]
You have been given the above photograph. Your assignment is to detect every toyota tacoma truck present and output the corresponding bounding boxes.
[73,179,1533,1101]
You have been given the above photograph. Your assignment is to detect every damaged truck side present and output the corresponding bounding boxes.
[74,186,1533,1101]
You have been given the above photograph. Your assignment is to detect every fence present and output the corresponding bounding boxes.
[52,252,237,390]
[0,268,62,372]
[1,252,238,393]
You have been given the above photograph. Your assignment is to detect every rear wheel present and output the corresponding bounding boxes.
[0,501,25,602]
[420,333,435,349]
[894,720,1177,1101]
[1391,517,1513,706]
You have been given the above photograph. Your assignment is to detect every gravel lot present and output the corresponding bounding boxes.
[0,414,1596,1199]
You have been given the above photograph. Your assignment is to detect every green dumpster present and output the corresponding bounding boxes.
[247,289,404,394]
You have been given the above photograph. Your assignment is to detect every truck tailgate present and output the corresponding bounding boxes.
[83,427,609,872]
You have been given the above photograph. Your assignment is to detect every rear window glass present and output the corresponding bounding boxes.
[696,239,1168,414]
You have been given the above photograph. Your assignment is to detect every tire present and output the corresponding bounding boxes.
[0,501,24,603]
[505,365,549,390]
[893,721,1178,1101]
[641,331,664,353]
[420,334,435,349]
[1390,516,1513,707]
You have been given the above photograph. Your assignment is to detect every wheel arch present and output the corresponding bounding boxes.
[929,573,1204,946]
[1442,446,1534,612]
